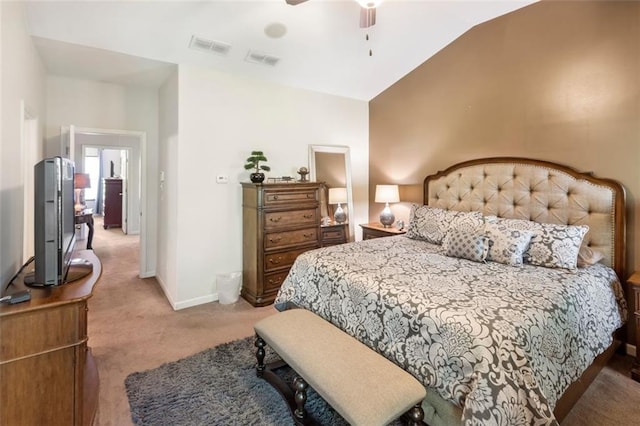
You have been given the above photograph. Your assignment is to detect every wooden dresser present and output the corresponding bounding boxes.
[103,178,122,229]
[242,182,321,307]
[0,250,102,425]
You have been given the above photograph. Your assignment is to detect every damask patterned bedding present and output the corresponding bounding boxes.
[274,236,627,425]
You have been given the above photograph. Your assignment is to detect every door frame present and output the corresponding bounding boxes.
[66,126,150,278]
[21,101,40,262]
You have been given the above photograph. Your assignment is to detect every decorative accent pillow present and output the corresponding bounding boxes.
[406,205,461,245]
[443,229,490,263]
[577,246,605,268]
[499,218,589,270]
[442,211,485,251]
[484,223,534,266]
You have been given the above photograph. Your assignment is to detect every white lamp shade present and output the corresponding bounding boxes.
[375,184,399,203]
[328,187,348,204]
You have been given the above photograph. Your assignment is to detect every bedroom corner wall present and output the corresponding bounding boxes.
[369,0,639,343]
[171,64,368,309]
[0,1,46,287]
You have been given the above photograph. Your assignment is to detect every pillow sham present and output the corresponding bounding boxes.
[577,246,605,268]
[406,205,461,245]
[484,222,534,266]
[443,229,490,263]
[498,218,589,270]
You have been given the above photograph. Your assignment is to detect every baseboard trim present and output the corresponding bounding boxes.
[174,294,217,310]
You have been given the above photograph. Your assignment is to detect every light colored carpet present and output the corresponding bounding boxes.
[85,217,276,426]
[84,216,640,425]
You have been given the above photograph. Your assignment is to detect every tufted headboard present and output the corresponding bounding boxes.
[424,157,626,280]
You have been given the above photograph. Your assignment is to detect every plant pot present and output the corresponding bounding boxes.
[250,172,265,183]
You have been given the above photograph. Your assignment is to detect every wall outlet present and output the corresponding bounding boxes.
[216,175,229,184]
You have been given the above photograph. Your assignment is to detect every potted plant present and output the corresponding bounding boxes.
[244,150,271,183]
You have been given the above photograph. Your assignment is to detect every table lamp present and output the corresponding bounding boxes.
[74,173,91,212]
[328,187,348,224]
[375,184,399,227]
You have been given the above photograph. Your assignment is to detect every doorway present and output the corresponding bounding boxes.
[66,126,149,278]
[21,101,40,262]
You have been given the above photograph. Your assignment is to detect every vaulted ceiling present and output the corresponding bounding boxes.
[25,0,536,100]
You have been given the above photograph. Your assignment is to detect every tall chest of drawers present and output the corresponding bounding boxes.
[241,182,322,306]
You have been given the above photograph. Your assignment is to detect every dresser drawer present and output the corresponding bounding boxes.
[264,247,317,272]
[264,189,317,206]
[265,228,318,249]
[264,271,290,292]
[265,209,317,230]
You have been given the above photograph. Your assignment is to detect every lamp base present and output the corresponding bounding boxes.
[379,204,395,228]
[334,203,347,224]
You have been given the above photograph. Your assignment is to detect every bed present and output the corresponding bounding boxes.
[274,157,628,425]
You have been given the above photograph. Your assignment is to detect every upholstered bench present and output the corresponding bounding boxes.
[254,309,427,426]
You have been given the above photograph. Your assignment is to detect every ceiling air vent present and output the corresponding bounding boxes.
[188,35,231,56]
[245,50,280,67]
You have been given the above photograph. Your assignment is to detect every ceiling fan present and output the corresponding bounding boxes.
[286,0,381,28]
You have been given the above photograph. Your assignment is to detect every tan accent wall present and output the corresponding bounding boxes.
[370,0,639,269]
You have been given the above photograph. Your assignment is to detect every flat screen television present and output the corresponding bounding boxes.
[24,157,90,286]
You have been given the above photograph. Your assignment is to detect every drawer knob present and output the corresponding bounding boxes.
[269,236,283,243]
[306,194,313,198]
[303,214,313,219]
[303,233,313,238]
[270,216,282,223]
[273,195,279,200]
[269,257,282,264]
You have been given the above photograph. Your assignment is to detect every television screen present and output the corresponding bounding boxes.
[27,157,77,286]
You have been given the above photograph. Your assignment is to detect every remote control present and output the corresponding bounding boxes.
[1,290,32,304]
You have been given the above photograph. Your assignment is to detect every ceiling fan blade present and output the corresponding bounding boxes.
[286,0,309,5]
[359,7,376,28]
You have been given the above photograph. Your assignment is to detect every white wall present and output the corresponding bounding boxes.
[0,2,46,286]
[46,76,160,276]
[171,64,368,309]
[157,70,179,304]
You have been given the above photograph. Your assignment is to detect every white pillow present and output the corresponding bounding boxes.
[405,205,462,245]
[498,218,589,270]
[443,229,490,263]
[484,222,534,266]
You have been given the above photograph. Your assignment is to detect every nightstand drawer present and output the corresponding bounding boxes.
[360,222,406,240]
[265,209,317,229]
[627,271,640,382]
[320,223,348,247]
[265,228,318,249]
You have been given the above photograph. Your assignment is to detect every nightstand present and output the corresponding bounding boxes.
[320,223,349,247]
[360,222,407,240]
[628,272,640,382]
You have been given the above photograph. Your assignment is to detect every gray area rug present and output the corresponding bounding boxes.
[125,336,349,425]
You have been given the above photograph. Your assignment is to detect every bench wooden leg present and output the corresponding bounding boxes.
[406,402,425,425]
[293,376,308,421]
[255,335,266,378]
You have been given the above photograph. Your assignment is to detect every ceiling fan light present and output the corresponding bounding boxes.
[355,0,382,9]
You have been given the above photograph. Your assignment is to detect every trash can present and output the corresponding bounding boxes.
[217,272,242,304]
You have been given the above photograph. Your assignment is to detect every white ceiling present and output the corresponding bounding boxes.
[25,0,536,101]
